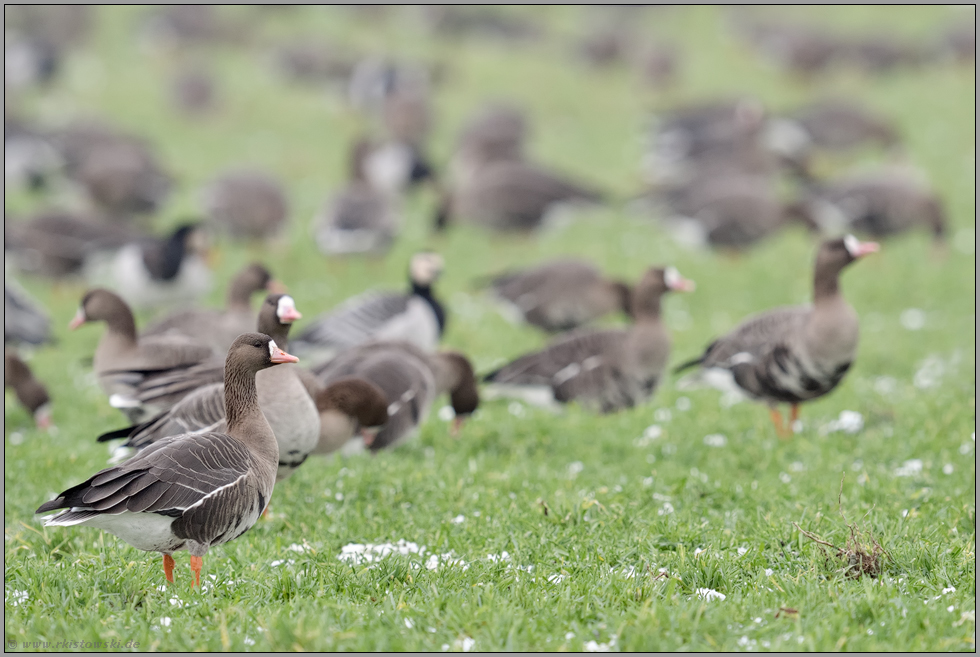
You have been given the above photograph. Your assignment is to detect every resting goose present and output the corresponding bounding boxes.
[140,263,282,355]
[5,279,52,346]
[313,341,479,451]
[292,252,446,361]
[485,258,632,333]
[37,333,297,587]
[4,347,52,429]
[484,267,694,413]
[82,222,213,311]
[104,293,304,446]
[69,288,214,422]
[674,236,879,436]
[200,169,290,241]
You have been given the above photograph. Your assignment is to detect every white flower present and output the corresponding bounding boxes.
[404,618,414,629]
[584,637,616,652]
[337,540,424,565]
[547,574,566,584]
[169,596,185,607]
[658,502,674,515]
[456,636,475,652]
[942,586,956,595]
[270,559,295,567]
[900,309,926,331]
[654,408,672,422]
[703,434,726,447]
[943,464,954,475]
[895,459,923,477]
[821,410,864,435]
[567,461,585,477]
[675,397,691,411]
[287,542,309,553]
[873,376,897,395]
[508,402,525,417]
[779,472,791,484]
[695,588,726,601]
[635,424,663,446]
[438,405,455,422]
[244,637,255,646]
[764,568,774,577]
[5,589,28,606]
[565,632,576,640]
[451,514,466,524]
[158,617,172,627]
[693,547,706,557]
[737,547,748,557]
[914,357,944,389]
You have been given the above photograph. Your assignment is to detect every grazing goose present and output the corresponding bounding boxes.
[140,263,282,355]
[171,68,217,116]
[5,279,52,346]
[484,267,694,413]
[82,222,213,311]
[449,103,528,183]
[37,333,297,587]
[69,288,215,422]
[200,169,290,241]
[107,293,302,435]
[74,137,173,218]
[4,347,52,429]
[484,258,632,333]
[301,375,390,456]
[313,341,480,451]
[98,294,320,481]
[674,236,879,436]
[292,252,446,361]
[786,99,899,153]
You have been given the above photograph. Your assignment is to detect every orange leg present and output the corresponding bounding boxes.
[790,404,800,426]
[163,554,175,583]
[190,555,203,588]
[769,408,791,439]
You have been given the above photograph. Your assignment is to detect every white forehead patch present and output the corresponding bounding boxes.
[664,267,681,289]
[268,340,279,358]
[276,296,297,321]
[843,234,860,257]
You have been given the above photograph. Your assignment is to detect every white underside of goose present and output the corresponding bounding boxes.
[316,226,393,255]
[372,297,441,351]
[481,382,564,412]
[84,245,213,311]
[43,509,182,553]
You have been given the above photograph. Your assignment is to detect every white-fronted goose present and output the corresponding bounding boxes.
[140,263,282,354]
[4,347,52,429]
[674,236,879,436]
[171,68,217,116]
[200,169,289,240]
[82,222,213,311]
[313,341,479,451]
[449,103,528,184]
[485,258,632,333]
[37,333,298,587]
[292,252,446,361]
[484,267,694,413]
[98,294,320,481]
[299,375,390,456]
[74,137,172,218]
[5,279,52,346]
[69,288,215,422]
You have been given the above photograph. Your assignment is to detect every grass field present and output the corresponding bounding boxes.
[4,5,976,652]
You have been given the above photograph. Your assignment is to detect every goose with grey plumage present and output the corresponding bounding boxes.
[37,333,298,587]
[291,252,446,362]
[5,347,52,430]
[99,294,320,481]
[674,236,879,436]
[312,340,479,452]
[484,266,694,413]
[5,279,52,346]
[200,169,290,241]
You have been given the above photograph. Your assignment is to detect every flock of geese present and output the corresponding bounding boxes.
[4,5,966,587]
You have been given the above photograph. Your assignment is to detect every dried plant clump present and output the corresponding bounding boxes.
[793,474,889,579]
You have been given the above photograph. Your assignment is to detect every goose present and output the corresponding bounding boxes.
[484,258,633,333]
[74,137,172,218]
[4,347,52,429]
[36,333,298,587]
[200,169,290,241]
[449,103,528,184]
[140,263,283,355]
[81,222,213,311]
[300,374,391,456]
[5,279,52,346]
[68,288,215,422]
[97,294,321,481]
[291,252,446,361]
[483,267,694,413]
[313,341,480,451]
[171,68,216,116]
[674,236,879,436]
[786,99,899,153]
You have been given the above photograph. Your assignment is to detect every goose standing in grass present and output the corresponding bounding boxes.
[82,223,213,311]
[4,347,52,429]
[300,374,391,456]
[200,169,290,241]
[484,267,694,413]
[674,236,879,437]
[5,279,52,346]
[313,341,479,451]
[97,294,321,482]
[141,263,283,355]
[69,288,215,422]
[292,252,446,361]
[484,258,633,333]
[37,333,298,587]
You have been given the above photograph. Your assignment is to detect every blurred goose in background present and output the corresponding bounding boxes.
[484,267,694,413]
[4,5,92,89]
[272,40,358,89]
[729,15,841,78]
[4,112,63,191]
[141,263,282,354]
[796,167,947,242]
[99,294,320,482]
[5,279,52,346]
[484,258,633,333]
[4,347,52,429]
[637,43,680,88]
[74,138,172,218]
[200,169,290,241]
[37,333,298,588]
[82,222,213,311]
[420,5,542,42]
[170,68,217,116]
[68,288,215,422]
[5,208,147,279]
[313,341,479,452]
[292,252,446,361]
[675,236,879,437]
[448,102,528,185]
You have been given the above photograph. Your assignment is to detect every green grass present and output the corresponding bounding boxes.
[4,5,976,652]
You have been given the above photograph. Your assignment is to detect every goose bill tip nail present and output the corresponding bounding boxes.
[68,310,86,330]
